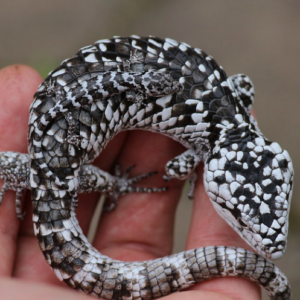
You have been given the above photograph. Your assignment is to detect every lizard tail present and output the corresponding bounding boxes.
[33,204,291,300]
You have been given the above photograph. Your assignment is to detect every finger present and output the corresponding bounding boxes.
[4,66,66,285]
[163,288,233,300]
[0,65,41,151]
[0,65,42,276]
[12,84,128,287]
[93,130,186,261]
[0,278,91,300]
[185,166,260,299]
[0,277,236,300]
[2,66,64,286]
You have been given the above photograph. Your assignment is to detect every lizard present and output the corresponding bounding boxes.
[0,36,293,299]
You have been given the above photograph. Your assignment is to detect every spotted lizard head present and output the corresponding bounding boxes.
[204,137,293,259]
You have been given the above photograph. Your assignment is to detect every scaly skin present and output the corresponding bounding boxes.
[0,36,293,299]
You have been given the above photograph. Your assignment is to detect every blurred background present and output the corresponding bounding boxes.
[0,1,299,298]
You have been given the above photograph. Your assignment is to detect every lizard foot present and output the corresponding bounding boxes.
[104,164,167,211]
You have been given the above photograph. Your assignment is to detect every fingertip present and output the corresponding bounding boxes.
[0,65,42,151]
[0,64,42,98]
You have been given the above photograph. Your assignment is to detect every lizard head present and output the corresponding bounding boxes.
[204,137,293,259]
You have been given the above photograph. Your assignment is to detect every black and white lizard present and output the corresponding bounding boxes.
[0,36,294,299]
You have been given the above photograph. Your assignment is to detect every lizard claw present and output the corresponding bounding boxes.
[103,165,168,211]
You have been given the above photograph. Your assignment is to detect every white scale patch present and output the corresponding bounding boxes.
[52,68,67,77]
[84,53,98,63]
[161,107,172,121]
[148,38,163,48]
[155,94,172,108]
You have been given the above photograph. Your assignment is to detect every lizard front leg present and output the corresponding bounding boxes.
[0,152,167,216]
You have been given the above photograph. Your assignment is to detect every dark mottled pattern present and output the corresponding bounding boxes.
[0,36,293,299]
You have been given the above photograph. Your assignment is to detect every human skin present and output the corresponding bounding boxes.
[0,65,261,300]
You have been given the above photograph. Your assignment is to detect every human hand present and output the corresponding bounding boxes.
[0,65,261,299]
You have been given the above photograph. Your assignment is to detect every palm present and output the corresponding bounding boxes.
[0,65,260,300]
